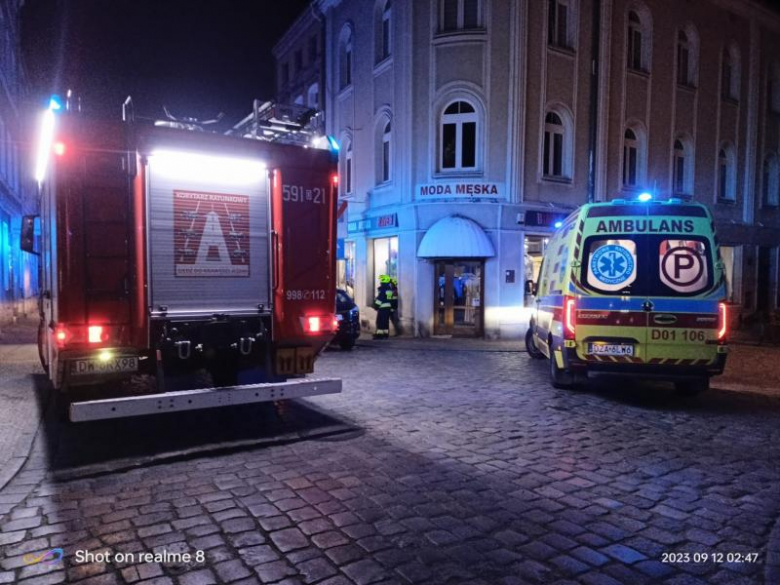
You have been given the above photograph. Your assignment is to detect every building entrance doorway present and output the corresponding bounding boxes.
[434,260,484,336]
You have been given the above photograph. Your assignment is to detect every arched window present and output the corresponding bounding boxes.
[673,138,692,195]
[762,154,779,207]
[677,31,689,85]
[378,118,392,184]
[440,0,481,32]
[542,109,573,180]
[722,43,740,101]
[339,27,353,89]
[548,0,574,49]
[622,125,646,188]
[376,1,392,62]
[627,11,643,71]
[307,83,319,109]
[717,144,736,201]
[677,26,699,87]
[440,100,478,171]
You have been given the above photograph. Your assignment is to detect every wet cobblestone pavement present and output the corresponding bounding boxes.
[1,339,779,584]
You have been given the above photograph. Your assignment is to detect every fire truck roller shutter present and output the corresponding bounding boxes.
[146,151,270,316]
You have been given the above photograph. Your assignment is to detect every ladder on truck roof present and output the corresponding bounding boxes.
[227,100,326,147]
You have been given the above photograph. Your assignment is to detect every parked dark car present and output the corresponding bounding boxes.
[334,289,360,350]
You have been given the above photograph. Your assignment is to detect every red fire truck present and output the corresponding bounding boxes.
[21,97,341,422]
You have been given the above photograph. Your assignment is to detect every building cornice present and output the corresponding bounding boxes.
[273,3,320,58]
[706,0,780,33]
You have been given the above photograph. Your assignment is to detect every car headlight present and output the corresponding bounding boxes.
[335,314,344,321]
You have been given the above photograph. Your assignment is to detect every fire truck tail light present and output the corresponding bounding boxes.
[302,315,338,335]
[55,327,68,346]
[88,326,104,344]
[717,302,728,340]
[331,174,339,185]
[307,317,321,334]
[564,296,576,340]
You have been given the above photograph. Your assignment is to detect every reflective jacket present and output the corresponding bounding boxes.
[374,284,393,309]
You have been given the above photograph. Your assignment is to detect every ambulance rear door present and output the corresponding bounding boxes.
[643,207,720,365]
[577,225,648,366]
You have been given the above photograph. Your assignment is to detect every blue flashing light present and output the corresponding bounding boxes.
[553,220,563,229]
[326,135,340,152]
[48,95,63,111]
[637,192,653,202]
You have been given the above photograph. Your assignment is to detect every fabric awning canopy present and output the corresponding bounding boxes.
[417,216,495,258]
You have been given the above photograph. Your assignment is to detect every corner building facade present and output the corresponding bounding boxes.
[0,0,37,324]
[291,0,780,338]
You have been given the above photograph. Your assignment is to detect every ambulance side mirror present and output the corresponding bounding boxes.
[525,279,537,296]
[20,215,40,256]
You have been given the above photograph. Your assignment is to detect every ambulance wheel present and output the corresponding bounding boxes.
[525,328,545,359]
[674,377,709,397]
[549,350,576,389]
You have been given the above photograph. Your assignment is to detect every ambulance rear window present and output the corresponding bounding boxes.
[585,239,638,294]
[656,239,711,295]
[581,235,714,297]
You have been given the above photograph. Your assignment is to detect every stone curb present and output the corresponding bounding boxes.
[0,417,45,494]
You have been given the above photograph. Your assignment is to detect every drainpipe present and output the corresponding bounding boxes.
[587,0,601,203]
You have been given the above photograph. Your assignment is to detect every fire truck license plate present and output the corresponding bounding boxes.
[71,357,139,376]
[587,343,634,356]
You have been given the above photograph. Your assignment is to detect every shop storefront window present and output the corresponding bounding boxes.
[1,220,9,294]
[344,241,356,299]
[524,235,549,307]
[372,236,398,295]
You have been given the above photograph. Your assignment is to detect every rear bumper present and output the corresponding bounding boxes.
[335,318,360,342]
[69,377,342,422]
[563,347,727,378]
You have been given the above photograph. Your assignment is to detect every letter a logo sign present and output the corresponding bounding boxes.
[196,211,231,267]
[174,190,250,277]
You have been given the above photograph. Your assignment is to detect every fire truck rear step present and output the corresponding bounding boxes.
[69,378,342,422]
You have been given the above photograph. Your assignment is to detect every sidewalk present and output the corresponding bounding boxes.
[0,319,46,494]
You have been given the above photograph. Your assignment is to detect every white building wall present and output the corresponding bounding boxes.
[305,0,780,338]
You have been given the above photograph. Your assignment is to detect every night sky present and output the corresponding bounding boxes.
[21,0,312,128]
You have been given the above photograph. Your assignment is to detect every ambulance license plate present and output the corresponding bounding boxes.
[71,357,138,376]
[588,343,634,356]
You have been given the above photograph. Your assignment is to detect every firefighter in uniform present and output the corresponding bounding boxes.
[389,277,402,336]
[374,275,393,339]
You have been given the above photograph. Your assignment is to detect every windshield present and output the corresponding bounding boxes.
[582,235,714,297]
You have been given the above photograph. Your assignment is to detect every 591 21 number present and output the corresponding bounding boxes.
[282,184,327,205]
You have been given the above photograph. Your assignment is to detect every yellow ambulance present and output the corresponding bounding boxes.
[526,198,728,395]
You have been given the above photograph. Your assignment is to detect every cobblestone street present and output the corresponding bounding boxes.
[1,339,780,584]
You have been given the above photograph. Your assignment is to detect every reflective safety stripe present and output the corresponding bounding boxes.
[379,303,392,308]
[583,355,713,365]
[578,296,718,313]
